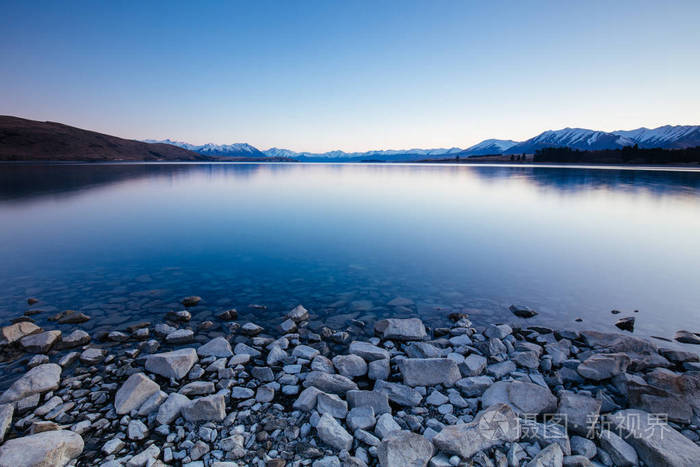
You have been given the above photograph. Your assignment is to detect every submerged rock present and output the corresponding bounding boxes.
[19,330,61,353]
[0,321,40,345]
[0,430,84,467]
[181,295,202,307]
[510,304,537,318]
[674,329,700,344]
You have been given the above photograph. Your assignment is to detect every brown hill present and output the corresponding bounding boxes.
[0,116,211,161]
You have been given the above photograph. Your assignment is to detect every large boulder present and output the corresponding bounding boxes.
[19,330,61,353]
[0,430,83,467]
[197,337,233,358]
[114,373,160,415]
[577,353,630,381]
[399,358,461,387]
[608,409,700,467]
[377,430,434,467]
[181,393,226,422]
[481,381,557,416]
[0,363,61,403]
[375,318,426,341]
[0,321,40,345]
[145,348,198,380]
[433,404,520,459]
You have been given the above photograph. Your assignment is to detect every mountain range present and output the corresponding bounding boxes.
[151,125,700,161]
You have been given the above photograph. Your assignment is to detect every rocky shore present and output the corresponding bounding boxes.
[0,300,699,467]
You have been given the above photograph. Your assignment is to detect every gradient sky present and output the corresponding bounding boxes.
[1,0,699,152]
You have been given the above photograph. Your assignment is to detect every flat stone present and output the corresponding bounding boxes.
[0,430,83,467]
[57,329,90,349]
[145,348,198,380]
[181,393,226,422]
[455,376,493,397]
[197,337,233,358]
[556,391,601,435]
[102,438,125,455]
[114,372,160,414]
[375,318,427,341]
[487,360,516,378]
[165,328,194,344]
[349,341,390,361]
[79,347,106,365]
[570,436,596,459]
[368,359,390,380]
[375,413,402,439]
[234,342,261,357]
[304,371,358,394]
[399,358,461,387]
[460,354,487,376]
[317,392,348,418]
[608,409,700,467]
[577,353,630,380]
[316,413,353,450]
[347,390,391,415]
[598,429,638,467]
[256,386,275,402]
[347,406,376,431]
[231,387,255,399]
[482,381,557,415]
[674,329,700,344]
[156,392,190,424]
[137,389,167,415]
[378,430,434,467]
[332,354,368,378]
[0,321,40,345]
[433,403,520,459]
[374,380,423,406]
[20,330,61,353]
[293,387,323,411]
[179,381,215,396]
[0,363,61,403]
[292,344,319,360]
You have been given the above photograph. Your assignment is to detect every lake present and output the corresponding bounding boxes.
[1,162,699,352]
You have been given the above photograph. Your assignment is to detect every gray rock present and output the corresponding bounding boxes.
[674,330,700,344]
[165,328,194,344]
[231,387,255,399]
[197,337,233,358]
[128,419,148,440]
[598,429,638,466]
[293,386,323,411]
[316,413,353,450]
[114,372,160,414]
[482,380,557,416]
[137,389,167,415]
[460,354,487,376]
[487,360,516,378]
[577,353,630,380]
[0,321,40,345]
[399,358,461,387]
[349,341,390,361]
[513,351,540,369]
[432,403,520,459]
[426,390,449,406]
[181,393,226,422]
[317,392,348,418]
[126,444,160,467]
[526,443,563,467]
[484,324,513,339]
[57,329,90,349]
[267,345,288,366]
[347,406,376,431]
[375,318,427,341]
[292,344,320,360]
[179,381,215,396]
[0,363,61,403]
[521,419,571,456]
[304,371,358,394]
[241,322,263,336]
[256,386,275,402]
[562,455,594,467]
[0,430,83,467]
[157,392,191,424]
[406,342,442,358]
[570,436,596,459]
[608,409,700,467]
[288,304,310,322]
[368,359,390,380]
[556,391,601,435]
[101,438,125,455]
[280,318,297,333]
[20,330,61,353]
[311,355,334,373]
[27,354,48,369]
[0,404,13,443]
[181,296,201,307]
[378,430,434,467]
[79,347,106,365]
[145,348,198,380]
[510,305,537,318]
[455,375,493,397]
[251,366,274,382]
[234,342,261,357]
[374,380,423,406]
[347,390,391,415]
[375,413,402,439]
[332,354,368,378]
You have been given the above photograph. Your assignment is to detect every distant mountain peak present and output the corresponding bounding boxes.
[145,139,265,157]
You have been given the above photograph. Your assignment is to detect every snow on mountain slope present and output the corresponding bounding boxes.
[613,125,700,149]
[505,128,635,154]
[145,139,265,157]
[262,147,463,160]
[463,139,518,156]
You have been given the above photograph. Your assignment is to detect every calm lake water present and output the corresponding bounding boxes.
[1,162,699,348]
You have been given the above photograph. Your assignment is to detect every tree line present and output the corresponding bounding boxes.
[533,145,700,164]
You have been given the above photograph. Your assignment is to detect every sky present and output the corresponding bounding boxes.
[1,0,699,153]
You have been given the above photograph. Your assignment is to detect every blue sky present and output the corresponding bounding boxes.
[1,0,698,152]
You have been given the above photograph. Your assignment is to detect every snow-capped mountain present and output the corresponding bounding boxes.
[505,128,636,154]
[145,139,265,157]
[613,125,700,149]
[463,139,518,156]
[262,147,464,162]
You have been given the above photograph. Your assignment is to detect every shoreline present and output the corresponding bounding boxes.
[0,299,699,466]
